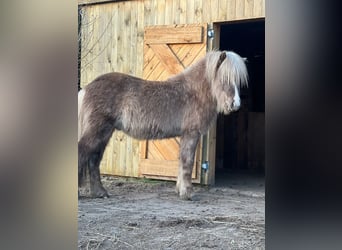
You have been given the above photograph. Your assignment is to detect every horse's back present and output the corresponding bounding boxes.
[91,72,142,86]
[86,72,142,98]
[82,72,195,140]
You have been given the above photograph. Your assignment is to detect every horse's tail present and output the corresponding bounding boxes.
[78,88,87,186]
[78,88,86,142]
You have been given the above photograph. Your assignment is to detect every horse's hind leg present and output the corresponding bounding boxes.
[79,121,114,198]
[176,131,200,200]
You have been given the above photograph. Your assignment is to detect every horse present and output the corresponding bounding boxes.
[78,50,248,200]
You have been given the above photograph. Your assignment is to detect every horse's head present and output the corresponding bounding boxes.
[206,51,248,115]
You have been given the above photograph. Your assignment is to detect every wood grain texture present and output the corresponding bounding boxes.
[145,25,203,44]
[140,160,197,179]
[149,44,184,75]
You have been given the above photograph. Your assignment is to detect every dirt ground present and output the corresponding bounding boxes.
[78,174,265,249]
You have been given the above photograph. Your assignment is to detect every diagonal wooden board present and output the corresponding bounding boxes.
[149,44,185,75]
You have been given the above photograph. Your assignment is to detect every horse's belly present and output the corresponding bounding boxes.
[119,116,181,140]
[124,124,181,140]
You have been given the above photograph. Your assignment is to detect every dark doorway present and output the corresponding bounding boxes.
[215,19,265,184]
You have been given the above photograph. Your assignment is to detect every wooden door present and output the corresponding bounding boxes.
[139,24,207,183]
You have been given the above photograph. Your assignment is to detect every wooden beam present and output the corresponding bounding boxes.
[140,160,197,179]
[145,26,203,44]
[78,0,127,6]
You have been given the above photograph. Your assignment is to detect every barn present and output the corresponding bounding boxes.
[78,0,265,185]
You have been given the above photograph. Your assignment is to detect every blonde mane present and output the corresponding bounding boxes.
[205,50,248,89]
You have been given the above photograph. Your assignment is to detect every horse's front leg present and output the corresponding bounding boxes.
[176,131,200,200]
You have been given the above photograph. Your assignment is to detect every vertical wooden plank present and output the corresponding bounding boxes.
[165,0,173,24]
[97,5,105,76]
[110,3,118,72]
[205,119,217,185]
[89,6,97,79]
[99,6,112,175]
[253,0,265,17]
[236,0,245,18]
[83,6,93,80]
[118,132,127,175]
[186,0,194,24]
[245,0,254,18]
[96,8,107,74]
[79,6,86,87]
[194,0,203,23]
[107,7,114,72]
[91,6,99,76]
[130,1,137,75]
[116,2,124,73]
[227,0,236,21]
[144,0,152,26]
[126,134,133,176]
[157,0,166,25]
[107,133,115,174]
[179,0,186,24]
[123,1,131,73]
[136,1,145,77]
[131,0,145,178]
[172,0,180,24]
[85,7,96,84]
[151,0,158,24]
[210,0,219,22]
[202,0,211,23]
[218,0,227,21]
[103,1,121,177]
[124,6,134,167]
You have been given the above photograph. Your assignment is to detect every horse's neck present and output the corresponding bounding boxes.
[168,59,206,86]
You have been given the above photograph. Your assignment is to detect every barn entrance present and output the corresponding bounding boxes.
[214,19,265,186]
[138,22,264,186]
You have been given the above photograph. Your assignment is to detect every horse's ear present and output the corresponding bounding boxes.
[216,51,227,72]
[219,51,227,61]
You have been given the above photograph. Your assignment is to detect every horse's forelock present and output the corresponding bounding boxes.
[215,52,227,73]
[205,51,221,84]
[206,51,248,89]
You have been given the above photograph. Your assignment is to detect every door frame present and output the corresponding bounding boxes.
[200,23,220,185]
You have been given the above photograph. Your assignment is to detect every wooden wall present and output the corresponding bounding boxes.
[78,0,265,177]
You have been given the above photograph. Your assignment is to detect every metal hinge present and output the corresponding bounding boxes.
[201,161,209,172]
[207,29,214,39]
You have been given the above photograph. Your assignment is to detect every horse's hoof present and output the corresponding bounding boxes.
[175,183,180,194]
[91,187,109,198]
[179,187,192,201]
[179,193,192,201]
[92,191,109,198]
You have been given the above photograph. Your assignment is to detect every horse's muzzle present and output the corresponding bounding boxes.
[232,100,241,111]
[232,83,241,111]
